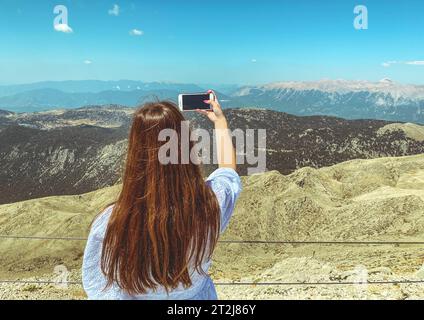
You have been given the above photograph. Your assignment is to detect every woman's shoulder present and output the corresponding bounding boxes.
[205,167,242,210]
[206,167,242,195]
[206,168,242,233]
[89,205,114,240]
[207,167,239,178]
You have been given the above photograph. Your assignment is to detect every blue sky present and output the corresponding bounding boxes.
[0,0,423,85]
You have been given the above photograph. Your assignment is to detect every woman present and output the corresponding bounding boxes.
[82,91,241,299]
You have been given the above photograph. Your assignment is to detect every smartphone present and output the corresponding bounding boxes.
[178,92,213,111]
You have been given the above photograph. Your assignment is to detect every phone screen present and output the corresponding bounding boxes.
[182,94,211,110]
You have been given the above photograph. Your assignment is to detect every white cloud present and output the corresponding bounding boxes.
[405,60,424,65]
[54,23,73,33]
[83,60,92,65]
[251,58,257,63]
[381,60,398,67]
[129,29,144,36]
[108,4,120,16]
[382,60,424,67]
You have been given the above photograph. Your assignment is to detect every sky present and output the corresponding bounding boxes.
[0,0,423,85]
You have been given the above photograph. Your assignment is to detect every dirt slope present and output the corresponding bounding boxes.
[1,154,424,299]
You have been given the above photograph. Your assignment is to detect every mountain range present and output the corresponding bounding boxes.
[1,105,424,204]
[233,79,424,123]
[0,80,205,97]
[1,79,424,123]
[1,81,424,300]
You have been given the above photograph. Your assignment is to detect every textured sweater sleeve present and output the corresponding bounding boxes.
[206,168,242,233]
[82,206,122,299]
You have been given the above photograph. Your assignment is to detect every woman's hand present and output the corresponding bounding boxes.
[196,90,236,170]
[196,90,227,125]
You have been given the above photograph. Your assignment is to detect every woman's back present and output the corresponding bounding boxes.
[82,167,241,299]
[82,97,241,299]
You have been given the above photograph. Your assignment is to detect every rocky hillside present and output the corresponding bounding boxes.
[0,124,127,204]
[1,106,424,204]
[0,105,134,129]
[1,154,424,299]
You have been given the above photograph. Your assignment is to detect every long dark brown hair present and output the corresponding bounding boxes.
[100,101,220,295]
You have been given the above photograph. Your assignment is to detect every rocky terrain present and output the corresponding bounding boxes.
[0,123,128,204]
[1,106,424,204]
[0,154,424,299]
[0,105,134,129]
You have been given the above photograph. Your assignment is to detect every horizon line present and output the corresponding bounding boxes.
[1,77,424,87]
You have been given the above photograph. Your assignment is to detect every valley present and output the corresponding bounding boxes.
[1,106,424,204]
[1,154,424,299]
[1,79,424,299]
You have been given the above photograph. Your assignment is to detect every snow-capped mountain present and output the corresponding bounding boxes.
[232,79,424,123]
